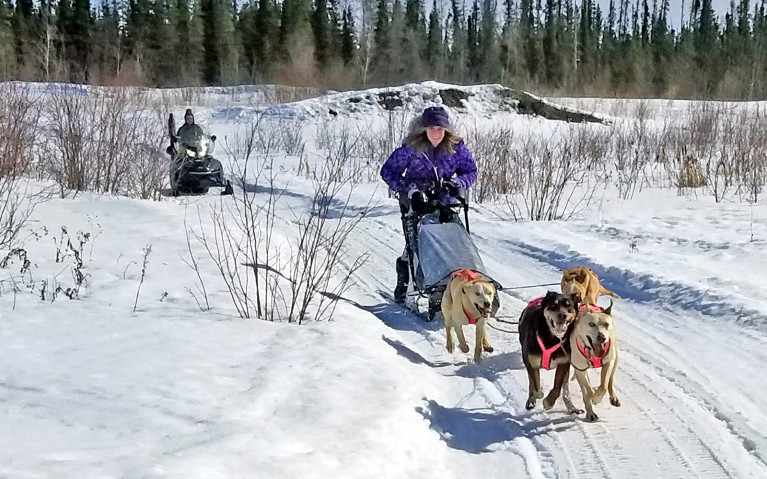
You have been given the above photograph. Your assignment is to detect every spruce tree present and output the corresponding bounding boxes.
[543,0,563,86]
[12,0,34,74]
[253,0,278,78]
[521,0,539,81]
[450,0,467,82]
[341,6,356,66]
[426,0,443,77]
[372,0,392,82]
[0,0,15,78]
[479,0,499,81]
[312,0,332,69]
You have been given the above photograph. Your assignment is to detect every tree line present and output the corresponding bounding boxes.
[1,0,766,98]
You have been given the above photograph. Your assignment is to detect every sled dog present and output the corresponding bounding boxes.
[441,269,497,364]
[518,291,582,413]
[561,266,619,307]
[569,301,621,422]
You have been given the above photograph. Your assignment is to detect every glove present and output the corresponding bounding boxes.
[407,186,429,214]
[443,179,460,196]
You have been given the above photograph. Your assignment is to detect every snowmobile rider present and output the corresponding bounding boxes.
[173,108,225,186]
[176,108,204,147]
[380,105,478,303]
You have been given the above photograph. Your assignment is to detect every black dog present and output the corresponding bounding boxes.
[518,291,582,413]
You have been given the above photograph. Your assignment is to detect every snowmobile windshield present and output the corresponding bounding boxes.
[180,127,213,158]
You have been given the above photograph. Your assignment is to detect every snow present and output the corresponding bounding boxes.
[2,82,767,478]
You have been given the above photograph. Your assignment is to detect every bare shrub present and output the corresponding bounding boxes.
[466,124,602,221]
[467,125,518,203]
[285,161,370,324]
[0,83,39,176]
[40,87,165,198]
[507,134,603,221]
[195,114,369,322]
[0,84,45,249]
[194,116,285,320]
[0,179,52,249]
[312,120,381,185]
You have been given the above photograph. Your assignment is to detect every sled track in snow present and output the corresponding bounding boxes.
[347,215,766,477]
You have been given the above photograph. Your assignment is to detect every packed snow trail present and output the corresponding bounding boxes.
[346,208,767,478]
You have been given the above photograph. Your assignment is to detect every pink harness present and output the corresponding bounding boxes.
[451,269,482,324]
[527,297,543,308]
[576,339,611,368]
[578,303,604,313]
[528,296,561,370]
[536,333,561,370]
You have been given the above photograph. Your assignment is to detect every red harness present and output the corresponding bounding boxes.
[451,269,482,324]
[536,333,561,370]
[528,296,562,370]
[578,303,604,313]
[576,339,611,368]
[527,297,543,308]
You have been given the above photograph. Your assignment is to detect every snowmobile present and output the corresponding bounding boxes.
[400,182,501,321]
[166,113,233,196]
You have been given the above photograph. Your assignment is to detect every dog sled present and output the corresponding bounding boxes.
[400,184,501,321]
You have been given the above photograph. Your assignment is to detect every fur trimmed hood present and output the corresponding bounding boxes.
[403,109,461,154]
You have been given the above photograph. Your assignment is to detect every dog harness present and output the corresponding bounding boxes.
[576,339,611,368]
[451,269,481,281]
[536,333,561,370]
[528,297,543,308]
[452,269,482,325]
[578,303,604,313]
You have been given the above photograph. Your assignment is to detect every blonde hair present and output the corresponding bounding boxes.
[402,115,463,156]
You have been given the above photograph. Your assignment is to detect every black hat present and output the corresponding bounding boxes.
[184,109,194,120]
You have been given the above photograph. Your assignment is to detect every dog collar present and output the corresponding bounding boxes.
[576,338,610,368]
[578,303,604,313]
[463,306,478,324]
[536,333,561,370]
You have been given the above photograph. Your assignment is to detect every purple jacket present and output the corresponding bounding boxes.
[380,140,477,195]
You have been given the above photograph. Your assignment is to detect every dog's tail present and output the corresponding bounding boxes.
[600,285,620,299]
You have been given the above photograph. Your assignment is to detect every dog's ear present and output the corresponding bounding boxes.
[543,290,559,306]
[604,299,614,315]
[576,269,588,282]
[562,269,571,280]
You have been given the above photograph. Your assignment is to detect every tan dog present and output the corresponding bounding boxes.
[561,266,619,306]
[441,269,497,364]
[569,301,621,422]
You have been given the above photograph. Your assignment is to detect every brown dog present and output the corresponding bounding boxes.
[561,266,619,306]
[441,269,497,364]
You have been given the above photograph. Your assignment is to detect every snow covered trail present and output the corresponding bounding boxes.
[347,206,767,478]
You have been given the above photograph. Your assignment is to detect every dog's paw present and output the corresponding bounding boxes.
[525,397,536,410]
[483,344,494,353]
[473,353,483,364]
[459,344,469,353]
[568,407,585,415]
[591,389,606,405]
[610,396,621,407]
[585,411,599,422]
[446,343,454,353]
[542,397,554,411]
